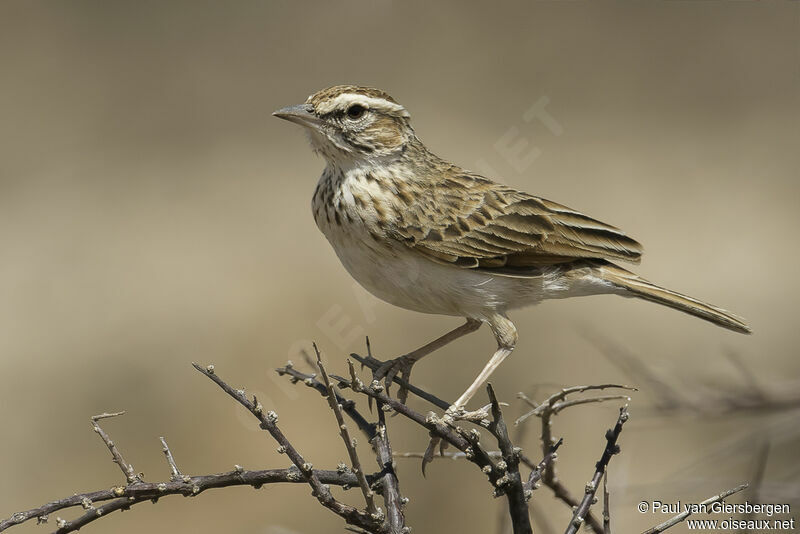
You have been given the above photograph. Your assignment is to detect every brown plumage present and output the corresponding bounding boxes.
[274,84,750,416]
[391,171,643,268]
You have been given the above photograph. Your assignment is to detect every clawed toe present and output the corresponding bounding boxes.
[456,406,492,426]
[420,423,452,475]
[421,405,487,474]
[375,355,415,404]
[442,403,489,423]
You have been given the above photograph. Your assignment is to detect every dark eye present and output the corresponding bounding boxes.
[346,104,366,120]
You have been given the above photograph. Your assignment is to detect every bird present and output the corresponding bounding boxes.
[273,84,750,417]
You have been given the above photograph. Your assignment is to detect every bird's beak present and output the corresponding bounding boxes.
[272,104,321,128]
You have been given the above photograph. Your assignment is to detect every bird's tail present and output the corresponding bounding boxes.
[594,262,751,334]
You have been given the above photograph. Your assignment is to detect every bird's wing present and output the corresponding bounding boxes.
[391,173,642,270]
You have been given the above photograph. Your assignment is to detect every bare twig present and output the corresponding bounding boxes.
[159,437,183,482]
[641,484,749,534]
[315,346,379,517]
[496,394,542,534]
[565,406,629,534]
[551,395,632,415]
[516,384,636,425]
[487,384,532,534]
[0,466,382,533]
[2,341,748,534]
[517,384,633,534]
[539,416,594,532]
[524,437,562,492]
[192,362,385,533]
[396,447,539,475]
[372,395,406,533]
[356,341,409,533]
[549,479,604,534]
[336,361,515,506]
[337,361,472,454]
[90,412,140,484]
[394,450,503,460]
[276,363,376,439]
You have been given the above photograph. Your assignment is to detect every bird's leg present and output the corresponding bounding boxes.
[376,318,482,403]
[446,314,518,420]
[451,347,514,412]
[421,316,518,472]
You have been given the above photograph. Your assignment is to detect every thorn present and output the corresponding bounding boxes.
[91,411,126,422]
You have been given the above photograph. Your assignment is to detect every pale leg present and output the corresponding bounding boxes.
[377,318,482,402]
[449,313,518,413]
[421,315,519,472]
[452,346,514,409]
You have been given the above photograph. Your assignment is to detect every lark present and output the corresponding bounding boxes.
[274,85,750,415]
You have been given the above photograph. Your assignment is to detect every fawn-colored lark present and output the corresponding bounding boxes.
[274,85,750,417]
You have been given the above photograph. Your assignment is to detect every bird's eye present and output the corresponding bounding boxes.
[346,104,366,120]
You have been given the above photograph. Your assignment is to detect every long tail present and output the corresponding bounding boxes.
[594,262,751,334]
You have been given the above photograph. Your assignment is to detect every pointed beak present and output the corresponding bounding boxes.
[272,103,321,128]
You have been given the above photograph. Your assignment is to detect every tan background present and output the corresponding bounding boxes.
[1,2,798,533]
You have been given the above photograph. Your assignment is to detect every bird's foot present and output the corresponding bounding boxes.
[454,403,493,426]
[440,403,493,426]
[374,354,416,404]
[421,409,456,475]
[420,404,492,473]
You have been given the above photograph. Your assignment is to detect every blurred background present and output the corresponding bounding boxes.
[1,1,798,533]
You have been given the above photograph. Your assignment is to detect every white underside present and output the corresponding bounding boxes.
[321,222,618,321]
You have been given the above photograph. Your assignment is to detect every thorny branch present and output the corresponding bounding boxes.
[516,384,636,425]
[330,359,543,534]
[192,363,386,533]
[282,354,554,500]
[515,384,635,534]
[372,391,406,532]
[487,384,532,534]
[1,340,756,534]
[351,343,409,533]
[565,406,629,534]
[641,484,749,534]
[90,412,141,484]
[159,437,183,482]
[315,345,380,518]
[0,466,381,533]
[524,437,562,492]
[276,360,376,439]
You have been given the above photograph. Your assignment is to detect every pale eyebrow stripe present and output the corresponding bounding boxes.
[316,93,409,117]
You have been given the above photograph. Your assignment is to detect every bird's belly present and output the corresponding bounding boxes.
[320,224,564,318]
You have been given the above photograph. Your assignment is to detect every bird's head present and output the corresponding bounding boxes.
[273,85,415,167]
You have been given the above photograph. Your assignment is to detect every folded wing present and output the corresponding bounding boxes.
[392,173,642,271]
